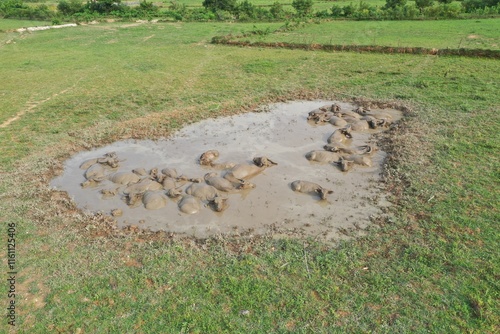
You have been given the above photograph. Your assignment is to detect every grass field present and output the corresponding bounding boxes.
[238,19,500,50]
[0,19,52,31]
[1,19,499,332]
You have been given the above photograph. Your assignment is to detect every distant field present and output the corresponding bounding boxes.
[240,19,500,50]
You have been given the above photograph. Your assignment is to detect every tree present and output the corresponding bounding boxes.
[292,0,313,16]
[86,0,124,14]
[269,1,284,18]
[238,0,257,18]
[57,0,84,15]
[202,0,237,13]
[414,0,434,10]
[462,0,499,11]
[384,0,406,9]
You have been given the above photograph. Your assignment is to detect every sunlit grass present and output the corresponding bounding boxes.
[0,19,498,332]
[241,18,500,50]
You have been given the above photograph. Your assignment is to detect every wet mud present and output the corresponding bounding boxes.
[51,101,402,243]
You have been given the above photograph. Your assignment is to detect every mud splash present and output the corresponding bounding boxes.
[51,101,402,243]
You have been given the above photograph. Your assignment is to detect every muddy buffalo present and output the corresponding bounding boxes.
[305,150,341,163]
[291,180,333,200]
[224,156,277,184]
[178,195,200,214]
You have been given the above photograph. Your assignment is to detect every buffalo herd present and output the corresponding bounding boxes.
[77,103,396,217]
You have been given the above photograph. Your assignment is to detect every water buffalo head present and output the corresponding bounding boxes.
[208,195,229,212]
[340,127,353,139]
[316,187,334,200]
[167,188,183,198]
[127,191,145,207]
[335,157,355,172]
[199,150,220,165]
[253,156,278,167]
[237,180,256,190]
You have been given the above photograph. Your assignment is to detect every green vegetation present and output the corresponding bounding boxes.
[1,0,499,21]
[0,17,50,29]
[0,17,499,332]
[230,19,500,50]
[292,0,314,15]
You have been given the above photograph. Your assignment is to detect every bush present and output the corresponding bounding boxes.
[331,4,343,16]
[202,0,237,13]
[292,0,313,16]
[57,0,84,15]
[139,0,157,13]
[342,3,356,16]
[184,8,216,20]
[169,1,187,15]
[384,0,406,9]
[237,0,257,19]
[270,1,285,19]
[255,7,273,20]
[0,0,54,20]
[422,3,463,17]
[86,0,125,14]
[383,3,419,18]
[415,0,434,10]
[315,9,330,18]
[213,9,236,20]
[462,0,499,11]
[351,1,380,19]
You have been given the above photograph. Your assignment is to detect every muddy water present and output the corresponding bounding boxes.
[51,101,402,243]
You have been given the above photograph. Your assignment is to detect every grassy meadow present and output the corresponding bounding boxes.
[1,18,499,332]
[241,19,500,50]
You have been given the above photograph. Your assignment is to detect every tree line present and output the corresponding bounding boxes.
[1,0,499,23]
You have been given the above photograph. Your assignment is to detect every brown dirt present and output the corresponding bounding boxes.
[51,101,403,244]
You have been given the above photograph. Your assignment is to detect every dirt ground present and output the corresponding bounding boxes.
[51,100,402,244]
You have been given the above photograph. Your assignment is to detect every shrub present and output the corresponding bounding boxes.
[352,1,379,19]
[270,1,285,19]
[415,0,434,10]
[169,1,187,15]
[202,0,237,13]
[184,8,216,20]
[331,4,343,16]
[383,3,419,18]
[384,0,407,9]
[139,0,157,12]
[462,0,499,11]
[57,0,84,15]
[213,9,236,20]
[342,3,356,17]
[86,0,125,14]
[0,0,54,20]
[255,7,273,20]
[237,0,257,19]
[422,3,463,17]
[315,9,330,18]
[292,0,313,16]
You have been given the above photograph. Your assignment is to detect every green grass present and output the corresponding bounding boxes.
[241,18,500,50]
[0,18,52,31]
[0,19,499,332]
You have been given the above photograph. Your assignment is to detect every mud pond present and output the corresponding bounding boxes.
[51,101,402,243]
